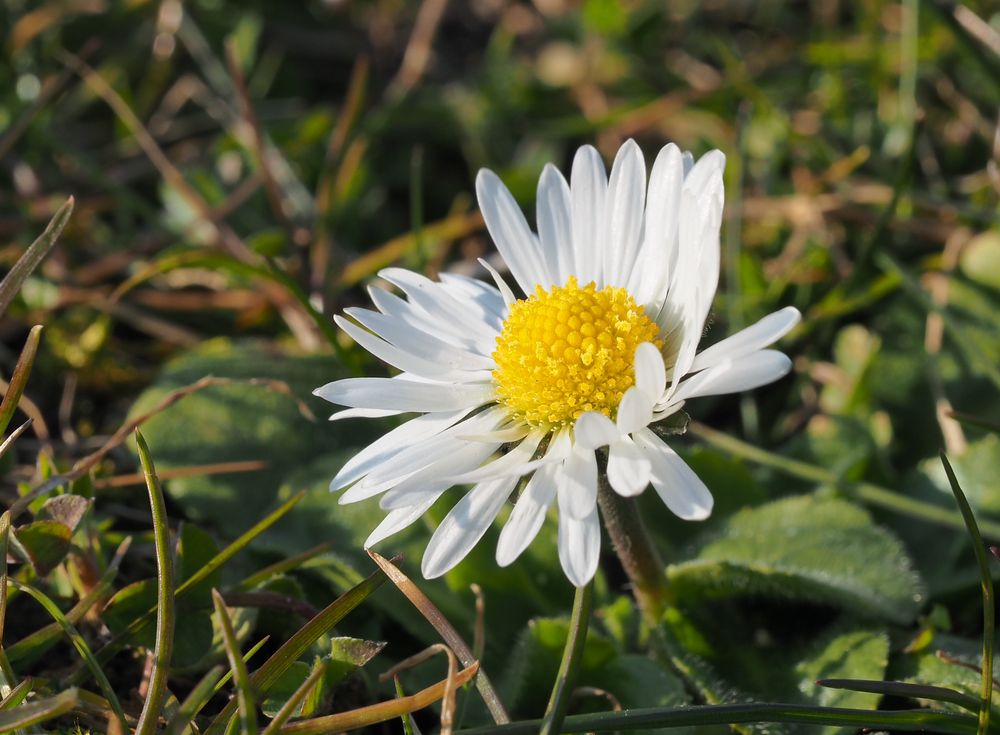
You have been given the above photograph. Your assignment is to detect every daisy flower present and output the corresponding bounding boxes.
[315,140,800,587]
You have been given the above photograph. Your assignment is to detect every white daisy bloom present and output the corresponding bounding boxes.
[315,139,800,587]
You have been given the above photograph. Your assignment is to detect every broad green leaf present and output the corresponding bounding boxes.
[667,495,924,624]
[261,661,312,719]
[128,339,371,548]
[11,520,72,576]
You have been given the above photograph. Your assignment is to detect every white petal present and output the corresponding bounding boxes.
[683,149,726,202]
[335,315,490,381]
[438,432,544,485]
[478,258,517,308]
[690,307,801,372]
[671,350,792,402]
[634,342,667,404]
[347,408,506,499]
[421,476,518,579]
[438,272,506,323]
[631,143,683,304]
[495,430,569,565]
[570,145,608,286]
[314,377,492,412]
[536,163,573,287]
[328,407,402,421]
[331,409,470,492]
[573,411,618,450]
[378,268,499,354]
[602,139,646,286]
[635,428,713,520]
[558,505,601,587]
[476,169,548,292]
[379,439,504,509]
[606,436,652,497]
[365,493,442,548]
[367,286,483,354]
[616,387,654,435]
[560,444,598,519]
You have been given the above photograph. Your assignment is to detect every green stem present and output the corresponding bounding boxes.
[596,480,674,626]
[689,422,1000,540]
[540,581,593,735]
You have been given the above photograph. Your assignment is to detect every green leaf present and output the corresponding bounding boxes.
[795,626,889,734]
[127,339,370,549]
[11,520,72,576]
[667,495,924,624]
[960,231,1000,291]
[103,579,158,648]
[501,617,688,724]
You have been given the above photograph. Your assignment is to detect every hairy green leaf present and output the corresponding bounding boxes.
[667,495,924,623]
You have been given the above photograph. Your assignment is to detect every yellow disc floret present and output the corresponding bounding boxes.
[492,277,661,429]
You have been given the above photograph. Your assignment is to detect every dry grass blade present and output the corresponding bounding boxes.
[134,431,176,735]
[0,325,43,437]
[0,197,73,318]
[367,550,509,724]
[212,589,258,735]
[92,460,267,489]
[10,376,310,520]
[379,644,459,735]
[279,662,479,735]
[338,210,483,287]
[0,687,78,730]
[0,419,33,462]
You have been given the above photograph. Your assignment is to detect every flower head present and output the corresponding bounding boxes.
[315,140,800,586]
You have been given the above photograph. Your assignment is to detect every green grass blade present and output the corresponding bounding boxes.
[7,537,130,667]
[82,489,306,674]
[0,325,43,437]
[540,581,593,735]
[9,579,128,732]
[260,662,327,735]
[0,678,31,710]
[164,664,226,735]
[818,678,981,712]
[689,422,1000,539]
[457,703,980,734]
[211,636,270,697]
[0,197,73,318]
[204,566,387,735]
[212,589,258,735]
[0,688,78,730]
[0,511,17,692]
[134,431,177,735]
[238,543,333,590]
[942,451,994,735]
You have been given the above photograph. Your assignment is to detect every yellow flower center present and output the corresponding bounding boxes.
[492,276,661,429]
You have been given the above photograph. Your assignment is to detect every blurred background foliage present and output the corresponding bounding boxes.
[2,0,1000,731]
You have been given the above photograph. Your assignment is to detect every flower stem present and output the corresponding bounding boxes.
[597,479,674,626]
[539,580,593,735]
